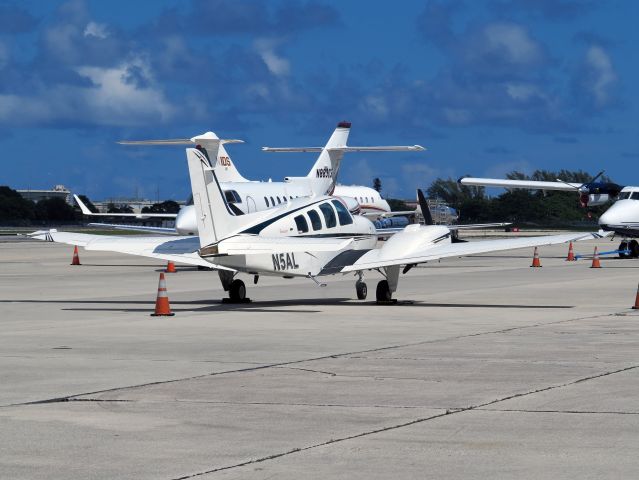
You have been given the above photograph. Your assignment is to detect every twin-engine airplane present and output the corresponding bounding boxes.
[458,175,639,257]
[77,122,419,235]
[29,141,604,304]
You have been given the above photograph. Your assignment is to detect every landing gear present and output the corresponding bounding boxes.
[356,281,367,300]
[619,241,629,259]
[619,240,639,259]
[376,280,392,302]
[219,271,251,303]
[229,279,246,302]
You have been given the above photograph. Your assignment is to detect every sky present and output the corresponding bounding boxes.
[0,0,637,201]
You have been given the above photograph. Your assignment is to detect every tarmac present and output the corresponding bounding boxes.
[1,236,638,479]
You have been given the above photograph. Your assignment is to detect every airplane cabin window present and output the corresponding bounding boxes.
[308,209,322,230]
[270,196,275,206]
[331,200,353,225]
[319,202,337,228]
[294,215,309,233]
[264,196,269,207]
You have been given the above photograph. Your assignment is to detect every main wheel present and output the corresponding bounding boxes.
[629,240,639,258]
[356,281,367,300]
[229,279,246,302]
[619,241,628,259]
[376,280,392,302]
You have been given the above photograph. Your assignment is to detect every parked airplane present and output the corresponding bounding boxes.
[30,142,603,304]
[458,176,639,257]
[77,122,420,234]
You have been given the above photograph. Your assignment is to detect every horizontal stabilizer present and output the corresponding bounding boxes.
[262,145,425,153]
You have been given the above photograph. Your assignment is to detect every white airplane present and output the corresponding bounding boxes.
[459,176,639,257]
[76,122,418,235]
[29,141,603,304]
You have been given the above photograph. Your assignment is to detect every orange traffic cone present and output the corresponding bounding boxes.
[151,273,174,316]
[566,242,575,261]
[530,247,542,267]
[165,261,176,273]
[632,283,639,310]
[70,246,81,265]
[590,247,602,268]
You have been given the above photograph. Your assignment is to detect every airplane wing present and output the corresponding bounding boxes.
[26,230,230,269]
[458,177,581,191]
[74,195,179,219]
[342,232,604,271]
[362,210,414,218]
[262,146,425,153]
[88,223,178,235]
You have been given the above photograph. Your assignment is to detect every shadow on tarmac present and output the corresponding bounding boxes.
[0,297,574,313]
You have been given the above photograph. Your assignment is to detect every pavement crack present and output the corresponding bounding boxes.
[480,408,639,415]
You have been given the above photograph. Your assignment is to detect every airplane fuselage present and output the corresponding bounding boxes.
[598,186,639,237]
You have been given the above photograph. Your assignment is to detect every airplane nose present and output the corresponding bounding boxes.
[598,204,622,226]
[175,206,196,235]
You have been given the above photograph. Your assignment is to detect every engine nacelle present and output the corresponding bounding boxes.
[580,193,611,207]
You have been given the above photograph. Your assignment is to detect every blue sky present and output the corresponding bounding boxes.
[1,0,637,200]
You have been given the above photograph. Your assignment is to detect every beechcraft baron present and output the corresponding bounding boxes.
[77,122,418,235]
[459,175,639,257]
[30,141,603,304]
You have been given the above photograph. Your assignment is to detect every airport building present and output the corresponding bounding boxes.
[17,185,72,204]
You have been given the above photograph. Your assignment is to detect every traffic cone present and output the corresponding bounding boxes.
[70,246,81,265]
[530,247,542,267]
[566,242,575,261]
[590,247,602,269]
[165,261,176,273]
[151,273,174,316]
[632,283,639,310]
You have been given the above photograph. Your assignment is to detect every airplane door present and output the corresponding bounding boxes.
[246,196,256,213]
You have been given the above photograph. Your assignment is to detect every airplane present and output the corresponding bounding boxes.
[459,171,623,208]
[76,122,421,235]
[28,140,604,304]
[458,176,639,258]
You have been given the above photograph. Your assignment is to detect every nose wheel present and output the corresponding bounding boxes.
[225,279,250,303]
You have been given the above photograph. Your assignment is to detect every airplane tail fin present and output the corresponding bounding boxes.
[186,146,250,249]
[119,131,248,183]
[262,122,425,196]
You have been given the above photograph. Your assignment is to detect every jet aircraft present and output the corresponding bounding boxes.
[458,176,639,257]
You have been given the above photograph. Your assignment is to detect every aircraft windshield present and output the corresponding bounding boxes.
[619,192,639,200]
[332,200,353,225]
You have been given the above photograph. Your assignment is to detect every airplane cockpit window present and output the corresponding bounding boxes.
[319,202,337,228]
[186,195,194,206]
[619,192,631,200]
[307,209,322,230]
[224,190,242,203]
[294,215,309,234]
[632,192,639,200]
[332,200,353,225]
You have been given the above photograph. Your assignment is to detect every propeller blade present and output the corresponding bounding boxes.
[555,178,580,190]
[589,170,605,184]
[417,189,434,226]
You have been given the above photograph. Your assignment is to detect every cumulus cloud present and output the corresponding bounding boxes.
[84,21,108,38]
[0,4,39,33]
[254,38,290,76]
[584,46,617,107]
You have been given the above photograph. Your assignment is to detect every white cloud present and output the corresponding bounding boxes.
[506,83,545,101]
[361,95,389,119]
[482,23,542,65]
[585,45,616,107]
[84,21,108,39]
[255,38,290,76]
[0,59,175,126]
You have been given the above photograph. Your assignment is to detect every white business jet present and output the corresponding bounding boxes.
[29,142,603,304]
[459,176,639,257]
[76,122,418,235]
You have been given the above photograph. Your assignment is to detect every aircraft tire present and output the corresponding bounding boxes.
[619,241,628,259]
[629,240,639,258]
[229,279,246,301]
[356,281,367,300]
[376,280,392,302]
